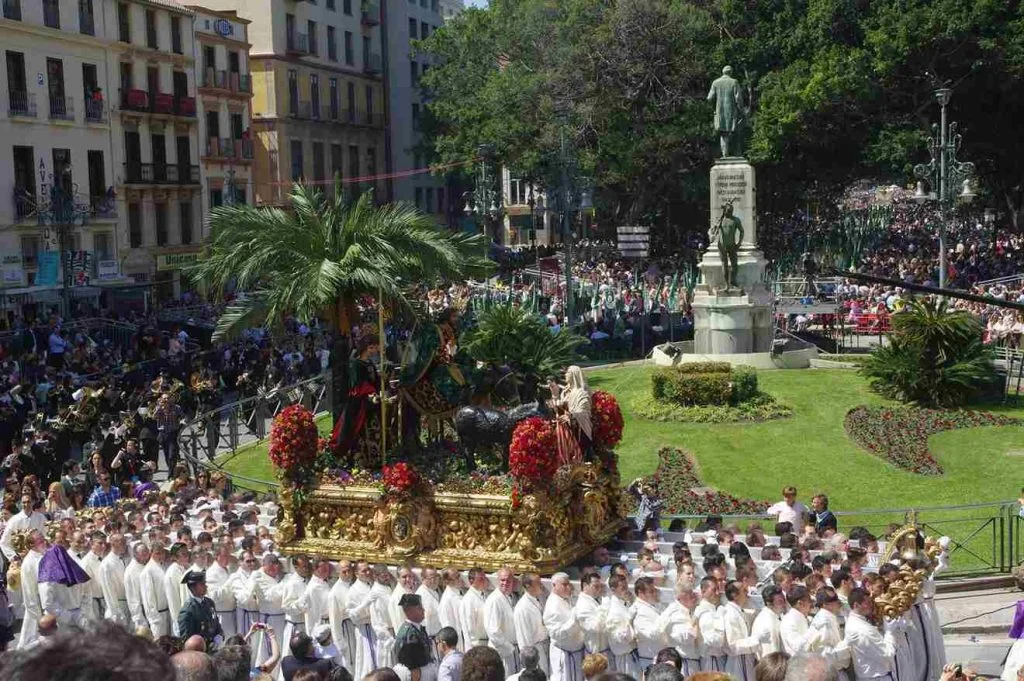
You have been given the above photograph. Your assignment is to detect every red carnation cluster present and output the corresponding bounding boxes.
[509,417,559,486]
[268,404,320,477]
[382,461,421,496]
[591,390,624,450]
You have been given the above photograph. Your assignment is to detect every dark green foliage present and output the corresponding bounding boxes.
[860,299,998,407]
[731,366,759,403]
[652,364,760,406]
[673,362,732,375]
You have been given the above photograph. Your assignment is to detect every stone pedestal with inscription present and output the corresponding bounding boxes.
[693,158,774,354]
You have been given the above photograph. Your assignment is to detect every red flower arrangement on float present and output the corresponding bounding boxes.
[509,417,559,487]
[591,390,624,450]
[268,404,320,481]
[381,461,422,498]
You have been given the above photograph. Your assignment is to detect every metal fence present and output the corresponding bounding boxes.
[180,371,331,490]
[650,501,1024,578]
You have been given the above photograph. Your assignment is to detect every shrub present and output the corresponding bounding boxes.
[633,393,792,424]
[731,366,758,403]
[652,364,760,406]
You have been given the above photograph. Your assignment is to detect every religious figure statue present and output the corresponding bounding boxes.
[548,365,592,467]
[711,202,744,290]
[331,333,388,469]
[707,65,744,158]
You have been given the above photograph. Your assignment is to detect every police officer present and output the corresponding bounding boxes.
[178,570,224,648]
[395,593,438,681]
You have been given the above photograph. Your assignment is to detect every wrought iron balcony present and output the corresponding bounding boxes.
[121,88,150,112]
[49,95,74,121]
[9,91,36,118]
[84,98,106,123]
[287,32,309,55]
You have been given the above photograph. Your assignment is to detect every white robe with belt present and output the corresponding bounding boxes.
[781,608,822,656]
[694,599,726,672]
[328,578,355,669]
[663,600,702,675]
[721,601,758,681]
[485,590,520,675]
[459,587,488,649]
[439,586,463,650]
[845,611,897,681]
[163,562,187,636]
[417,585,443,638]
[98,552,131,626]
[810,608,852,679]
[78,551,105,625]
[544,594,585,681]
[370,582,396,669]
[573,592,608,658]
[514,593,550,675]
[205,562,238,638]
[140,560,170,637]
[605,595,638,677]
[633,599,668,664]
[123,559,147,630]
[347,579,378,680]
[751,607,783,659]
[16,549,43,649]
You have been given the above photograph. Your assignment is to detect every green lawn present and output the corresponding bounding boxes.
[216,413,333,492]
[219,366,1024,572]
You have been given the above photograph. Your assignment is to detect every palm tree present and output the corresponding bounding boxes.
[189,182,492,418]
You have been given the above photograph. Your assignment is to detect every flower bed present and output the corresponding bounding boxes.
[632,393,792,424]
[647,446,769,515]
[844,405,1021,475]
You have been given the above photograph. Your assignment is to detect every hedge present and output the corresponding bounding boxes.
[652,364,759,406]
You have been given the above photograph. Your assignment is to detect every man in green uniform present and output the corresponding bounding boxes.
[395,593,438,681]
[178,570,224,649]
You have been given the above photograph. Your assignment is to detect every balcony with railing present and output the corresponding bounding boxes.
[206,138,254,161]
[361,0,380,25]
[203,69,227,89]
[237,74,252,94]
[124,162,154,184]
[84,98,106,123]
[3,0,21,21]
[49,95,74,121]
[286,32,309,55]
[91,193,117,219]
[289,100,313,119]
[13,186,34,220]
[152,92,175,114]
[363,53,382,74]
[176,96,196,117]
[121,88,150,113]
[9,91,36,118]
[167,164,200,185]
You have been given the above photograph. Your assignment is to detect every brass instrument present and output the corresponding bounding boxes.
[52,387,105,433]
[873,522,944,621]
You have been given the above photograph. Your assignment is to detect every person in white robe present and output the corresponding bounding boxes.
[231,551,262,634]
[632,577,668,670]
[77,534,106,626]
[140,543,171,637]
[663,583,703,676]
[514,572,550,675]
[98,533,131,626]
[844,588,898,681]
[279,554,312,660]
[304,558,332,635]
[459,568,490,650]
[0,495,46,561]
[485,567,521,675]
[543,572,585,681]
[38,542,88,626]
[605,573,638,677]
[751,585,786,660]
[328,560,357,668]
[721,580,759,681]
[163,543,191,636]
[417,568,444,642]
[205,546,239,638]
[347,561,380,680]
[390,566,418,637]
[124,542,150,631]
[16,531,46,649]
[574,573,609,665]
[694,577,727,673]
[809,588,852,680]
[370,565,397,669]
[438,568,465,650]
[250,554,287,666]
[781,585,824,656]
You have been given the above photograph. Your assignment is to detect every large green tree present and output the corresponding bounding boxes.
[190,184,492,417]
[420,0,1024,243]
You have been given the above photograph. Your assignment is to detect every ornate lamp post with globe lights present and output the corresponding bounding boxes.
[33,159,93,317]
[913,87,977,289]
[462,144,502,242]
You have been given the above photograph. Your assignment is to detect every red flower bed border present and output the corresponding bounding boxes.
[648,446,768,515]
[844,405,1021,475]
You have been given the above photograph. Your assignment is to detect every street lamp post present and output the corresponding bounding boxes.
[913,87,976,289]
[35,159,92,318]
[462,144,501,242]
[555,127,592,327]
